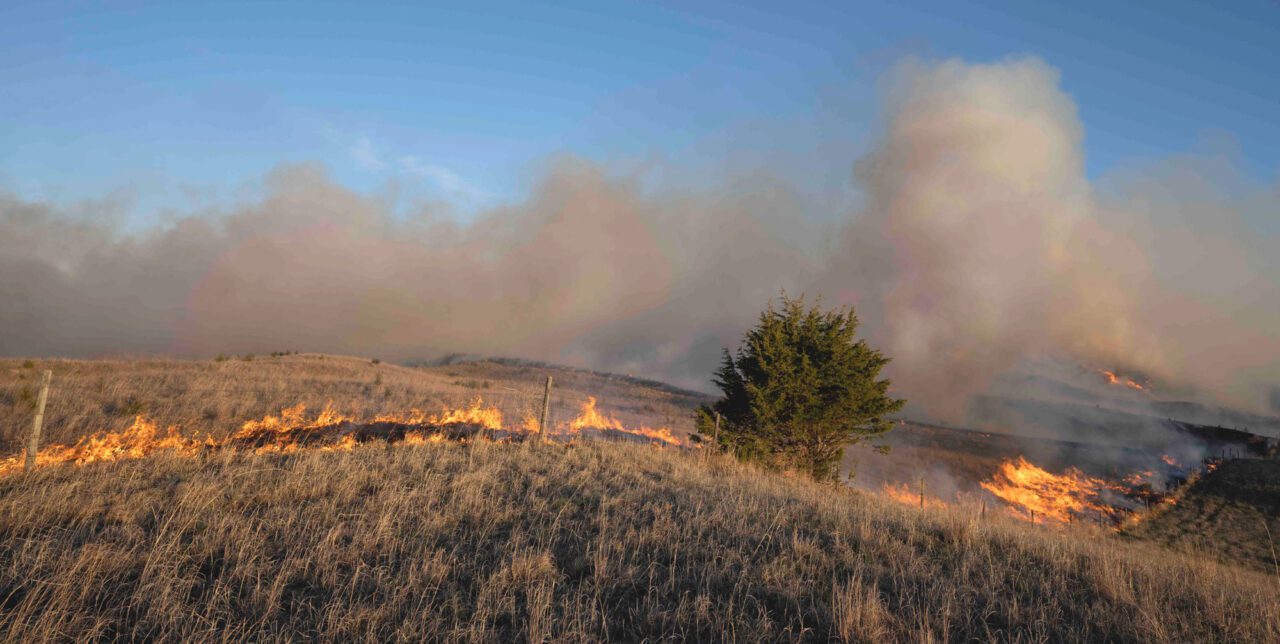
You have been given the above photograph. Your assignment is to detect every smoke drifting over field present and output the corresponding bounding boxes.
[2,57,1277,418]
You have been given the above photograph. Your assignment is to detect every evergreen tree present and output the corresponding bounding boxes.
[696,294,904,481]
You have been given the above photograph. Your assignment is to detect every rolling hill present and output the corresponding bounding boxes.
[2,440,1277,641]
[1121,458,1280,574]
[1,354,1278,640]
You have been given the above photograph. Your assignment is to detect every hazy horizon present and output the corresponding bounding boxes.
[3,2,1278,421]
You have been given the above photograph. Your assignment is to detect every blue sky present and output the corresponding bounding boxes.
[2,0,1277,223]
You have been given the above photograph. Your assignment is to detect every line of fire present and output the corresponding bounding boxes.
[5,363,1276,531]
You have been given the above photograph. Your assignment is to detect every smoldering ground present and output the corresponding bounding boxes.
[2,56,1277,422]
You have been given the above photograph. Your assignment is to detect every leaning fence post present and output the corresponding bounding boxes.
[25,369,52,472]
[539,376,553,442]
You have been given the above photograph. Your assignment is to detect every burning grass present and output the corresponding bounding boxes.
[0,354,703,454]
[560,396,682,446]
[872,452,1189,529]
[853,419,1216,531]
[877,481,955,511]
[1099,368,1150,393]
[0,442,1275,641]
[0,394,687,477]
[980,456,1123,524]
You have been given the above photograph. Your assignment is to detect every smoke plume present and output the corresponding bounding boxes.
[2,57,1277,419]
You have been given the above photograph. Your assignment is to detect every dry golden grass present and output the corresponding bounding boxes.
[1,441,1277,642]
[3,355,1278,640]
[0,355,702,451]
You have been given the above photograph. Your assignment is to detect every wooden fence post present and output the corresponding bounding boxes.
[918,476,925,510]
[25,370,51,472]
[539,376,553,442]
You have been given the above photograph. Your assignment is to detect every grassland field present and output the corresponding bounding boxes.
[1,355,1277,642]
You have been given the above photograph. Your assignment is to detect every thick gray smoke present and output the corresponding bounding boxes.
[2,57,1277,419]
[822,58,1168,416]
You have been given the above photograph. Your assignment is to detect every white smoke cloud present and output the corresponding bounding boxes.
[832,57,1279,418]
[1,56,1277,418]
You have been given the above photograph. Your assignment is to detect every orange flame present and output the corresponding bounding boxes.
[563,396,682,446]
[373,408,430,425]
[4,396,509,475]
[1099,369,1148,392]
[426,397,504,430]
[403,431,447,445]
[521,414,541,434]
[980,457,1112,524]
[3,394,687,476]
[879,482,952,510]
[372,398,506,430]
[234,402,355,443]
[566,396,624,432]
[0,416,203,476]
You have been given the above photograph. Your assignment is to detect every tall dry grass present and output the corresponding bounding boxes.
[0,355,701,451]
[1,441,1276,642]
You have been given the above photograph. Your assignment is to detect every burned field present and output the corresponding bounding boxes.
[848,411,1276,529]
[1122,458,1280,574]
[842,362,1279,532]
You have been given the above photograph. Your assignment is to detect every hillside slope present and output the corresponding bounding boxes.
[1122,458,1280,574]
[1,442,1276,642]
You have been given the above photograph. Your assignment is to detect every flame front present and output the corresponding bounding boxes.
[879,482,952,510]
[234,402,356,451]
[1099,369,1148,392]
[0,416,203,476]
[425,397,504,430]
[562,396,682,446]
[373,398,503,429]
[4,397,510,476]
[521,414,541,434]
[980,457,1112,524]
[3,394,686,476]
[566,396,625,432]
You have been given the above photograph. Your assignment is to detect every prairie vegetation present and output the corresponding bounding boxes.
[2,355,1278,641]
[1,441,1277,642]
[0,354,703,451]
